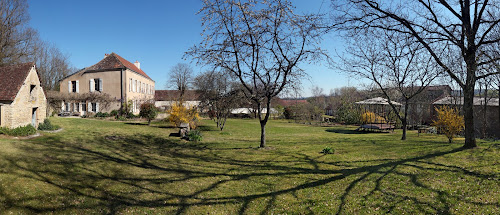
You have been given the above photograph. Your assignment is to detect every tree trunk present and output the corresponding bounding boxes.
[257,99,272,148]
[463,83,477,148]
[401,101,408,141]
[482,85,487,139]
[260,121,266,148]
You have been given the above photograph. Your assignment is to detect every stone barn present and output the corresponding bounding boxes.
[0,63,47,128]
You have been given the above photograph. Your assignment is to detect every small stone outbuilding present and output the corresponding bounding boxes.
[0,63,47,128]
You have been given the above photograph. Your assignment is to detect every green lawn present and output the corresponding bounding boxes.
[0,117,498,214]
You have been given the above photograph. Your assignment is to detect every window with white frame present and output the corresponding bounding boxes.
[91,103,98,112]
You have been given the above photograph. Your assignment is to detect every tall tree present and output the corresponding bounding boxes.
[194,70,243,131]
[32,41,72,90]
[188,0,324,147]
[340,29,441,140]
[334,0,500,148]
[167,63,193,98]
[0,0,37,66]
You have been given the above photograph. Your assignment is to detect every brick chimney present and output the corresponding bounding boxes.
[134,61,140,70]
[104,53,109,59]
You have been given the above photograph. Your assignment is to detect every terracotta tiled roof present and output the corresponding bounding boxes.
[155,90,201,101]
[0,62,34,101]
[85,52,153,81]
[275,99,308,107]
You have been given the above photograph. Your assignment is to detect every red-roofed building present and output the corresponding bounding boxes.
[274,98,308,107]
[0,63,47,128]
[59,53,155,114]
[154,90,201,110]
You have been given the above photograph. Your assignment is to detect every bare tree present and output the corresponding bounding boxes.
[167,63,193,98]
[32,41,73,90]
[0,0,38,66]
[194,70,243,131]
[188,0,325,147]
[334,0,500,148]
[0,0,73,90]
[340,29,440,140]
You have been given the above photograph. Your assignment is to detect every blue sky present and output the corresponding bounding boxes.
[28,0,355,97]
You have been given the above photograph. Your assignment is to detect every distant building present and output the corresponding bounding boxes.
[405,85,452,126]
[0,63,47,128]
[154,90,201,110]
[274,98,308,107]
[434,96,499,138]
[59,53,155,115]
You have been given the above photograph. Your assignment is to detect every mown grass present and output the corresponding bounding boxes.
[0,117,498,214]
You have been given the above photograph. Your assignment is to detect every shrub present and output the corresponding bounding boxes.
[433,106,464,143]
[95,112,110,118]
[127,112,137,119]
[0,127,8,135]
[120,100,133,116]
[116,115,127,121]
[187,130,203,142]
[38,119,60,131]
[360,111,386,124]
[167,102,200,129]
[1,125,37,136]
[110,110,119,116]
[139,102,158,125]
[321,147,334,154]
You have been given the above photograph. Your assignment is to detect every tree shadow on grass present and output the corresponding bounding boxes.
[197,125,219,131]
[325,128,369,135]
[124,122,147,126]
[0,134,498,214]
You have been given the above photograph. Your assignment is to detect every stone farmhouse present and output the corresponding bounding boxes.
[0,63,47,128]
[59,53,155,115]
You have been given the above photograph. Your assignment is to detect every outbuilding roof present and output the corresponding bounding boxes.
[154,90,201,101]
[433,96,499,107]
[355,97,402,106]
[0,62,34,101]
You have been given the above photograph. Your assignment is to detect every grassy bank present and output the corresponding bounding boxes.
[0,117,498,214]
